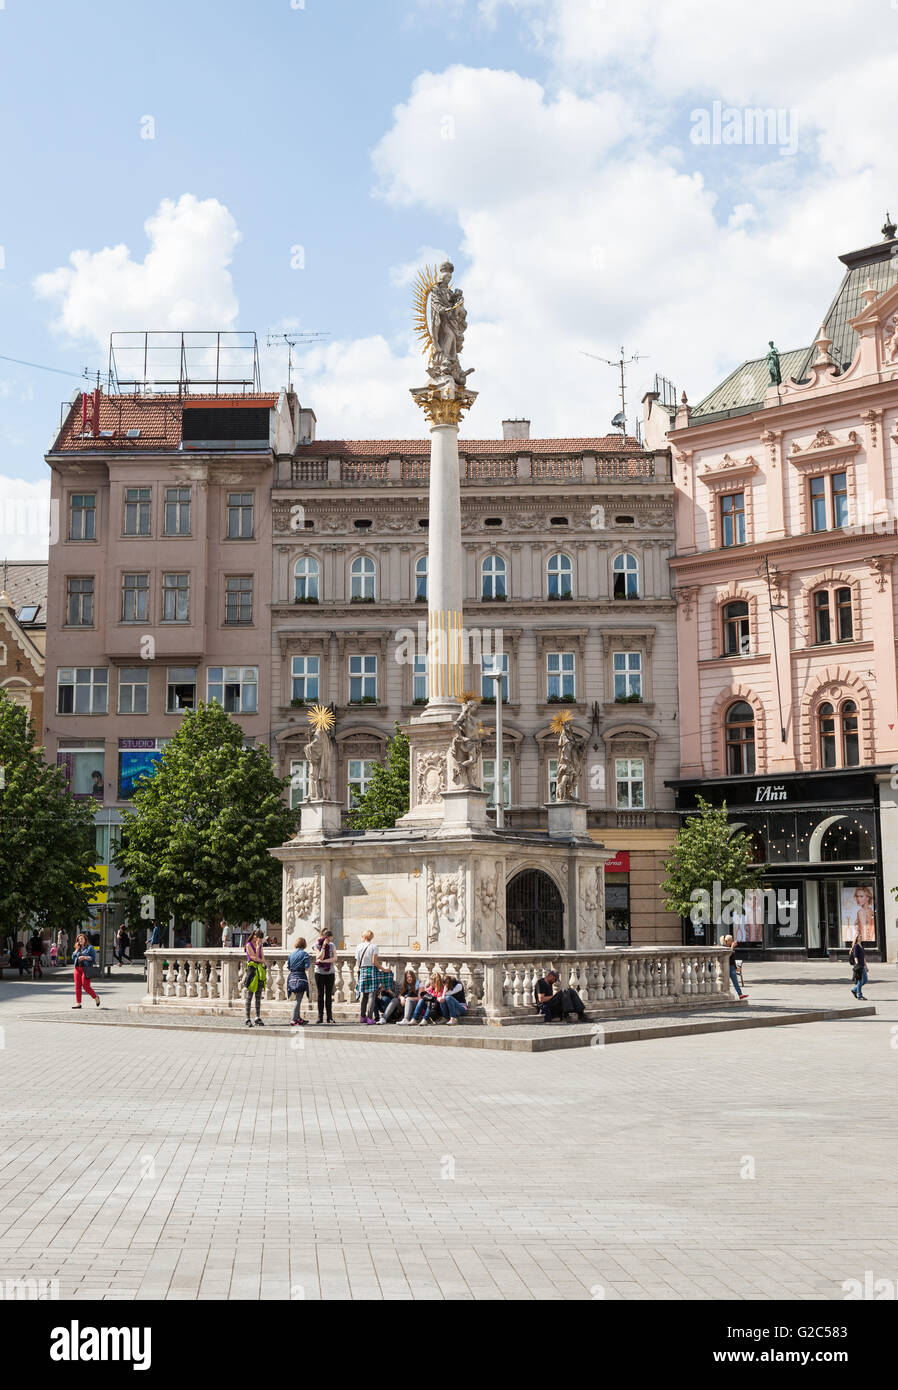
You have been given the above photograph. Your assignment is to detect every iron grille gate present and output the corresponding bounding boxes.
[506,870,564,951]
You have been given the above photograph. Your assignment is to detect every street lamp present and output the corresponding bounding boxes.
[489,670,505,830]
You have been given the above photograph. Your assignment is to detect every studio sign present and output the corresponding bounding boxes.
[753,784,788,803]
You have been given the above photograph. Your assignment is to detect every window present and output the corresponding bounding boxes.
[725,700,755,774]
[207,666,258,714]
[613,651,642,699]
[291,656,320,703]
[56,747,105,800]
[161,573,189,623]
[66,577,94,627]
[347,758,376,807]
[57,667,108,715]
[415,555,427,601]
[413,657,428,703]
[124,488,151,536]
[814,586,853,644]
[227,492,254,539]
[118,741,166,800]
[481,554,507,599]
[819,700,860,769]
[720,492,746,547]
[164,487,191,536]
[612,552,639,599]
[809,472,848,533]
[481,651,509,701]
[615,758,645,810]
[118,666,149,715]
[121,573,149,623]
[547,552,573,599]
[349,654,377,702]
[723,600,751,655]
[225,576,253,625]
[547,651,576,700]
[294,556,319,601]
[289,759,309,810]
[548,757,558,802]
[69,493,96,541]
[166,667,197,713]
[350,555,376,600]
[483,757,511,809]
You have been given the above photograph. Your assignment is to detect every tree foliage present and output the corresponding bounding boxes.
[0,691,100,936]
[114,702,296,930]
[345,725,410,831]
[661,796,762,921]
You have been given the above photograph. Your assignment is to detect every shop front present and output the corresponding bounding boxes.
[670,771,883,959]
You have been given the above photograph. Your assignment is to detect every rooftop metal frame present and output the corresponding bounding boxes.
[107,331,262,397]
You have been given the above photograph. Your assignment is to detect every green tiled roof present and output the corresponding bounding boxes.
[692,225,898,422]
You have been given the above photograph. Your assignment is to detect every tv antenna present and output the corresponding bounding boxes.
[266,331,330,391]
[581,346,646,437]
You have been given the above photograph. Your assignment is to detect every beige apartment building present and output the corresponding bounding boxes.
[270,418,681,944]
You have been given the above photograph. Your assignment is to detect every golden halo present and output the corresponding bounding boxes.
[550,710,574,734]
[412,264,439,362]
[459,690,480,703]
[307,704,335,732]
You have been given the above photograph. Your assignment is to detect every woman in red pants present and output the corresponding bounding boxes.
[71,933,101,1009]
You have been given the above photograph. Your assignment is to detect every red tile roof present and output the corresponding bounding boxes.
[294,436,645,457]
[50,393,278,453]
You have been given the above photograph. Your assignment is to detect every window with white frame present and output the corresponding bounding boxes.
[161,573,189,623]
[294,556,319,600]
[124,487,151,536]
[613,651,642,700]
[69,493,96,541]
[118,666,149,715]
[291,655,320,703]
[481,553,507,599]
[350,555,376,600]
[415,555,427,601]
[57,667,108,715]
[224,575,253,625]
[56,745,105,799]
[122,573,149,623]
[547,552,573,599]
[227,492,254,539]
[66,577,94,627]
[612,552,639,599]
[615,757,645,809]
[546,651,576,700]
[413,656,428,703]
[166,667,197,713]
[481,651,509,701]
[164,487,191,536]
[347,758,376,806]
[207,666,258,714]
[289,759,309,809]
[483,757,511,808]
[349,654,377,702]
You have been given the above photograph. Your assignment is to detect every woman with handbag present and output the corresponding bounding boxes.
[313,928,336,1024]
[287,935,311,1027]
[71,933,101,1009]
[244,928,267,1027]
[849,930,868,1001]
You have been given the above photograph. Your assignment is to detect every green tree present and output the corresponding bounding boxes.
[345,725,410,830]
[114,702,296,934]
[661,795,762,929]
[0,691,100,936]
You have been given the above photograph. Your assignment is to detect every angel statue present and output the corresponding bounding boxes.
[413,261,475,390]
[552,710,586,802]
[304,704,335,800]
[448,694,483,789]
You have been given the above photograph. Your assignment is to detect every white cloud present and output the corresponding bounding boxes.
[34,195,240,350]
[0,477,52,562]
[295,337,428,439]
[389,247,450,287]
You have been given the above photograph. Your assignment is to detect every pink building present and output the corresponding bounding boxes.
[669,217,898,961]
[44,364,303,949]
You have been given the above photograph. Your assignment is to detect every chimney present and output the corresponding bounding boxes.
[502,418,530,441]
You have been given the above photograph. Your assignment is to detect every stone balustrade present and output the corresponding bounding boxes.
[140,946,731,1023]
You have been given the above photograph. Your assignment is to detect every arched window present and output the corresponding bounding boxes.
[350,555,376,601]
[481,554,507,600]
[813,585,853,644]
[818,699,858,768]
[722,600,750,656]
[415,555,427,601]
[612,552,639,599]
[547,552,573,599]
[725,700,756,774]
[293,556,319,601]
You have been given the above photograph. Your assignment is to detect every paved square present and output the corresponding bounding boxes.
[0,962,895,1300]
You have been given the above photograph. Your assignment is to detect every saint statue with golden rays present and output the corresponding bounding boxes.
[449,693,483,789]
[552,710,586,802]
[413,260,474,389]
[304,704,335,800]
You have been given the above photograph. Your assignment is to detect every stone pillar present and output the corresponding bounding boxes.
[426,419,466,712]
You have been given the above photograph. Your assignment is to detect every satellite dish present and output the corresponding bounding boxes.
[611,411,626,429]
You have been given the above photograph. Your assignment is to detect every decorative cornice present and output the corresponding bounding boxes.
[788,428,861,467]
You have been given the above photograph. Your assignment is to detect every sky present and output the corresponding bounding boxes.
[2,0,898,560]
